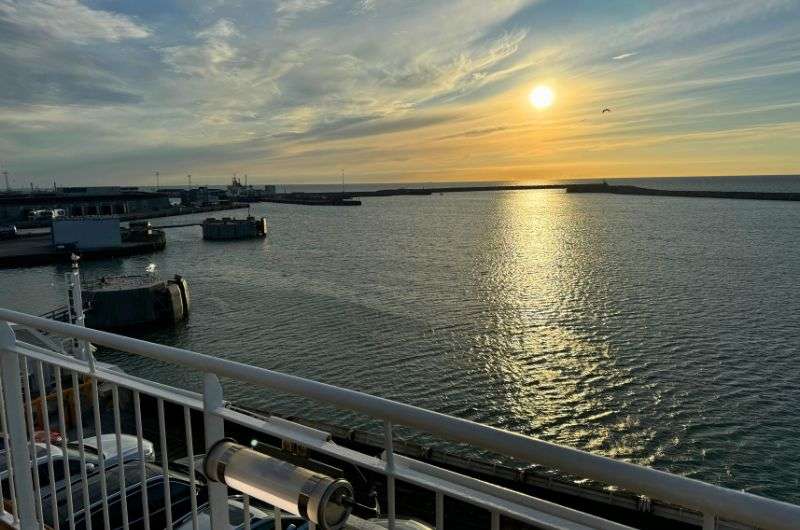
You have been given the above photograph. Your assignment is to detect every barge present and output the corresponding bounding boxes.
[202,216,267,240]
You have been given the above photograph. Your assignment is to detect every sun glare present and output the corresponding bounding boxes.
[529,85,554,109]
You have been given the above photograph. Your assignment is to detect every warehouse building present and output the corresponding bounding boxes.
[0,187,172,222]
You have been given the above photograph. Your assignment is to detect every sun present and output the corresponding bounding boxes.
[529,85,554,109]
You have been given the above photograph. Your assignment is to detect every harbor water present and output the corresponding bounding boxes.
[1,176,799,504]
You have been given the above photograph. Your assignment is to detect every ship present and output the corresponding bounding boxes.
[0,264,798,530]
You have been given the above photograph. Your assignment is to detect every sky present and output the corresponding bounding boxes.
[1,0,799,186]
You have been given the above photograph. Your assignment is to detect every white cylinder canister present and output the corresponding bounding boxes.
[205,440,354,530]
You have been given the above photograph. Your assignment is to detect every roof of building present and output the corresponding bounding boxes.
[0,191,167,205]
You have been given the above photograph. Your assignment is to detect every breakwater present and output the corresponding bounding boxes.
[346,184,564,197]
[266,182,800,203]
[566,182,800,201]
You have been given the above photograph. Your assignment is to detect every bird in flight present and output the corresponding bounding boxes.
[602,108,612,114]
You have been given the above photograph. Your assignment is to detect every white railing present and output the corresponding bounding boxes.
[1,307,799,530]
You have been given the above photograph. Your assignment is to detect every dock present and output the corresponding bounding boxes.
[0,231,165,268]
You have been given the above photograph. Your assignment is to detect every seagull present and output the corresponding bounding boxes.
[145,263,157,274]
[602,108,612,114]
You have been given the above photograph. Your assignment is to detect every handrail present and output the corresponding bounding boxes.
[2,307,799,530]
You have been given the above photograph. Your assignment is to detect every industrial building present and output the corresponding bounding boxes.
[0,187,172,222]
[51,218,122,250]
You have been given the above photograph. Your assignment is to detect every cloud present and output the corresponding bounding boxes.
[0,0,149,44]
[437,126,509,141]
[352,0,377,14]
[2,0,800,184]
[623,0,795,48]
[378,29,529,102]
[162,19,238,78]
[275,0,331,14]
[274,0,331,28]
[0,2,149,106]
[278,113,457,142]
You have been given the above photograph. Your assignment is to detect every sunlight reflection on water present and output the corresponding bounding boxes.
[1,183,798,502]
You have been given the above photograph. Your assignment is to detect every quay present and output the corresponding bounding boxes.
[0,219,165,269]
[119,202,248,221]
[0,232,165,268]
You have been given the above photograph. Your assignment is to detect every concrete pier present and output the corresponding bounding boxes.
[84,275,190,330]
[0,232,165,268]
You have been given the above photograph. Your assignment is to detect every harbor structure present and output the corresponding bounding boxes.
[83,274,190,330]
[179,186,225,207]
[0,217,166,268]
[202,216,267,240]
[0,187,171,223]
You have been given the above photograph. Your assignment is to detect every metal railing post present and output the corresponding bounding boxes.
[203,373,230,528]
[384,421,396,530]
[0,322,38,529]
[67,256,89,361]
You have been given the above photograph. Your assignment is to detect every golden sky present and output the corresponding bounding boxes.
[1,0,799,185]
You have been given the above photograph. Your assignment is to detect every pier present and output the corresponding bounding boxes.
[0,231,166,268]
[0,219,166,269]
